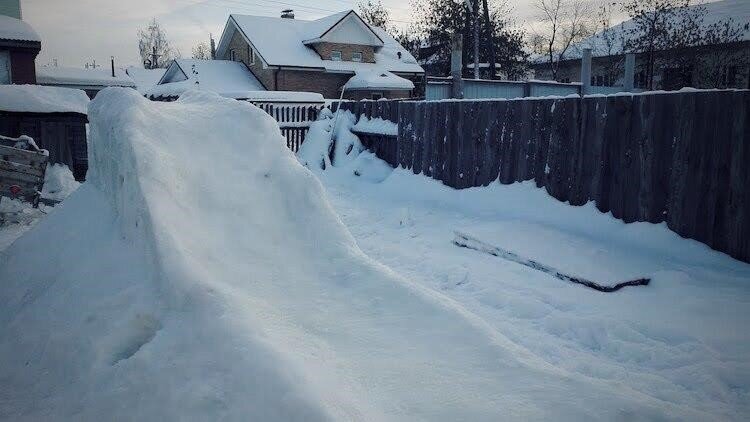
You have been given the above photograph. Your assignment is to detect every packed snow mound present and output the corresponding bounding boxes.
[41,164,80,201]
[0,89,693,420]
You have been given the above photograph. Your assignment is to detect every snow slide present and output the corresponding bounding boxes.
[0,89,691,420]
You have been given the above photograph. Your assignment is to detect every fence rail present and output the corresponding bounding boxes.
[252,102,324,152]
[338,91,750,263]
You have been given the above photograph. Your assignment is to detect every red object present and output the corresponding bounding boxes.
[9,185,21,196]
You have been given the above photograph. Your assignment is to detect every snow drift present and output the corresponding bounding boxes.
[0,89,690,420]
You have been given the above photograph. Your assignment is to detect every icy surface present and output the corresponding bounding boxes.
[0,85,89,114]
[0,15,40,42]
[0,88,703,420]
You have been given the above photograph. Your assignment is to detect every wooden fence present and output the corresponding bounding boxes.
[253,103,324,152]
[339,91,750,263]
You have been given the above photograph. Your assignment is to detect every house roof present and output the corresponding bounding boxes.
[532,0,750,64]
[146,59,265,99]
[0,15,40,42]
[218,10,423,75]
[125,66,167,94]
[344,70,415,91]
[37,66,136,88]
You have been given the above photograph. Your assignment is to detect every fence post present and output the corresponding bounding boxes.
[581,48,592,96]
[451,33,464,99]
[624,53,635,91]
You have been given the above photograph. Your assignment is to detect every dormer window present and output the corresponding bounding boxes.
[352,52,363,62]
[330,51,342,61]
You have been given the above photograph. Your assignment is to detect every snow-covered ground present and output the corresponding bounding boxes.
[1,90,748,420]
[0,164,80,252]
[303,115,750,420]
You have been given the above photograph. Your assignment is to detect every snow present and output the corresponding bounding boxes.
[125,66,166,94]
[298,115,750,420]
[145,59,265,99]
[351,115,398,136]
[37,66,136,88]
[0,15,40,42]
[0,87,711,420]
[0,164,79,251]
[41,164,81,202]
[225,12,423,74]
[345,70,415,91]
[0,84,89,114]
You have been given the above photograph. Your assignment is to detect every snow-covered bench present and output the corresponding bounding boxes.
[0,135,49,208]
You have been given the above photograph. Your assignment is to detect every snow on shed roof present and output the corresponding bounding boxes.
[0,85,89,114]
[146,59,265,99]
[37,66,136,88]
[221,11,423,74]
[125,66,166,94]
[345,70,415,91]
[0,15,40,42]
[533,0,750,63]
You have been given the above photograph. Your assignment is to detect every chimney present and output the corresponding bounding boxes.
[281,9,294,19]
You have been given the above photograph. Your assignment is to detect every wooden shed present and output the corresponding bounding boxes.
[0,85,90,181]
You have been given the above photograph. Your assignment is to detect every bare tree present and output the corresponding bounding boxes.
[358,1,390,28]
[192,42,211,60]
[532,0,596,80]
[593,1,625,85]
[622,0,746,89]
[138,19,179,69]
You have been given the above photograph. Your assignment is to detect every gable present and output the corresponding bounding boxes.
[159,62,187,84]
[318,13,383,46]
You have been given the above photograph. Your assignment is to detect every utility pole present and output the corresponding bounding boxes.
[482,0,496,80]
[464,0,480,79]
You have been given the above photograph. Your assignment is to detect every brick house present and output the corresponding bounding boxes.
[215,10,425,100]
[0,7,41,85]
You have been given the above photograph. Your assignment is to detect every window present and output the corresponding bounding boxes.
[229,49,237,61]
[371,92,383,100]
[330,51,342,61]
[352,52,363,62]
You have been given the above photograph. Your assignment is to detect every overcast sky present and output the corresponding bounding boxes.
[22,0,544,68]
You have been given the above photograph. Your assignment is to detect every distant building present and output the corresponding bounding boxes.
[0,0,40,85]
[215,10,424,99]
[530,0,750,90]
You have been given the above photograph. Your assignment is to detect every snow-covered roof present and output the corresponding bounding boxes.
[125,66,166,94]
[533,0,750,63]
[0,15,40,42]
[0,85,89,114]
[345,70,415,91]
[37,66,136,88]
[145,59,265,99]
[218,10,423,75]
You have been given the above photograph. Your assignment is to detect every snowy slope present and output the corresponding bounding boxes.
[0,89,705,420]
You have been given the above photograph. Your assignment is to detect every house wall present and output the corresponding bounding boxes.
[277,70,349,98]
[0,0,22,19]
[310,43,375,63]
[225,30,273,89]
[322,14,381,45]
[4,44,39,84]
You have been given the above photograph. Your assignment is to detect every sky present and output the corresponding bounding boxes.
[22,0,543,68]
